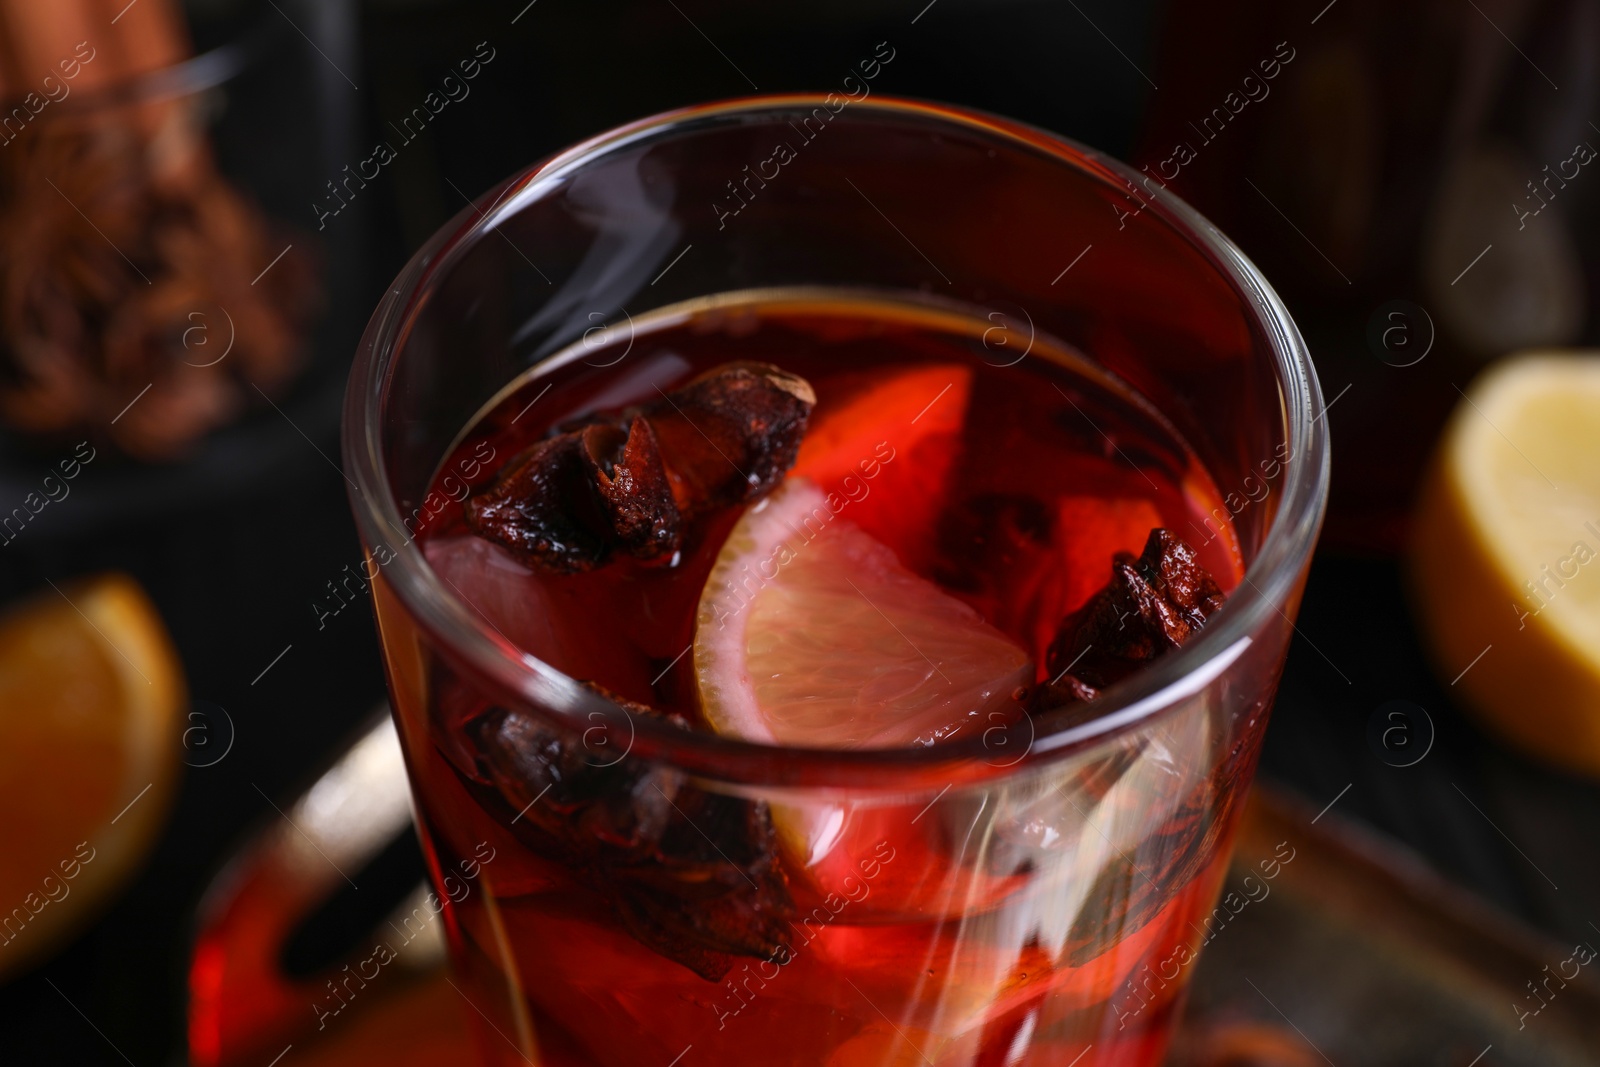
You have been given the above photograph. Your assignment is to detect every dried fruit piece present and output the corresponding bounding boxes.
[465,362,814,572]
[648,361,816,518]
[466,687,792,981]
[985,530,1239,966]
[934,493,1167,670]
[1026,673,1102,711]
[580,418,681,563]
[465,433,610,572]
[1038,528,1225,706]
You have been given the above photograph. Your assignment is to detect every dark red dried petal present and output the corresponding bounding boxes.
[464,686,792,981]
[466,362,813,572]
[1015,532,1234,963]
[1037,528,1225,709]
[464,433,611,573]
[1145,527,1227,626]
[609,784,792,973]
[1027,673,1102,708]
[581,418,681,564]
[643,361,816,518]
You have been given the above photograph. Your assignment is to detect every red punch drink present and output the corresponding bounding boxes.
[406,292,1247,1066]
[345,100,1329,1067]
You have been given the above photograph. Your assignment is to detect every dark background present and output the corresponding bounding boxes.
[2,0,1597,1062]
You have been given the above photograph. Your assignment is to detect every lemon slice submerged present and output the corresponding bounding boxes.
[1412,353,1600,771]
[695,480,1030,749]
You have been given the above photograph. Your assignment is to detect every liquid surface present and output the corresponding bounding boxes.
[397,291,1259,1067]
[422,290,1243,728]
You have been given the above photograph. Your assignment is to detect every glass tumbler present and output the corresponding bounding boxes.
[342,96,1329,1067]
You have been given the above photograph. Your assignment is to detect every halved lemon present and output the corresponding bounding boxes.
[1411,353,1600,772]
[695,479,1030,750]
[0,574,184,979]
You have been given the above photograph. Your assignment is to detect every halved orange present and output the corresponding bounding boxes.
[0,574,184,979]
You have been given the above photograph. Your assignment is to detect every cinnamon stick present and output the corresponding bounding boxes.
[0,0,104,92]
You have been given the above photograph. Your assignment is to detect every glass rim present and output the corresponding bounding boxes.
[342,93,1330,789]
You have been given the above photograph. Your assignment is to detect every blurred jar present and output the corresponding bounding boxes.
[0,0,356,467]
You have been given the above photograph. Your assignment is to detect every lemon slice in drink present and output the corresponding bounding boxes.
[1411,353,1600,772]
[695,479,1031,750]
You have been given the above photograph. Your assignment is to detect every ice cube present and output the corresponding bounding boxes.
[836,694,1216,1041]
